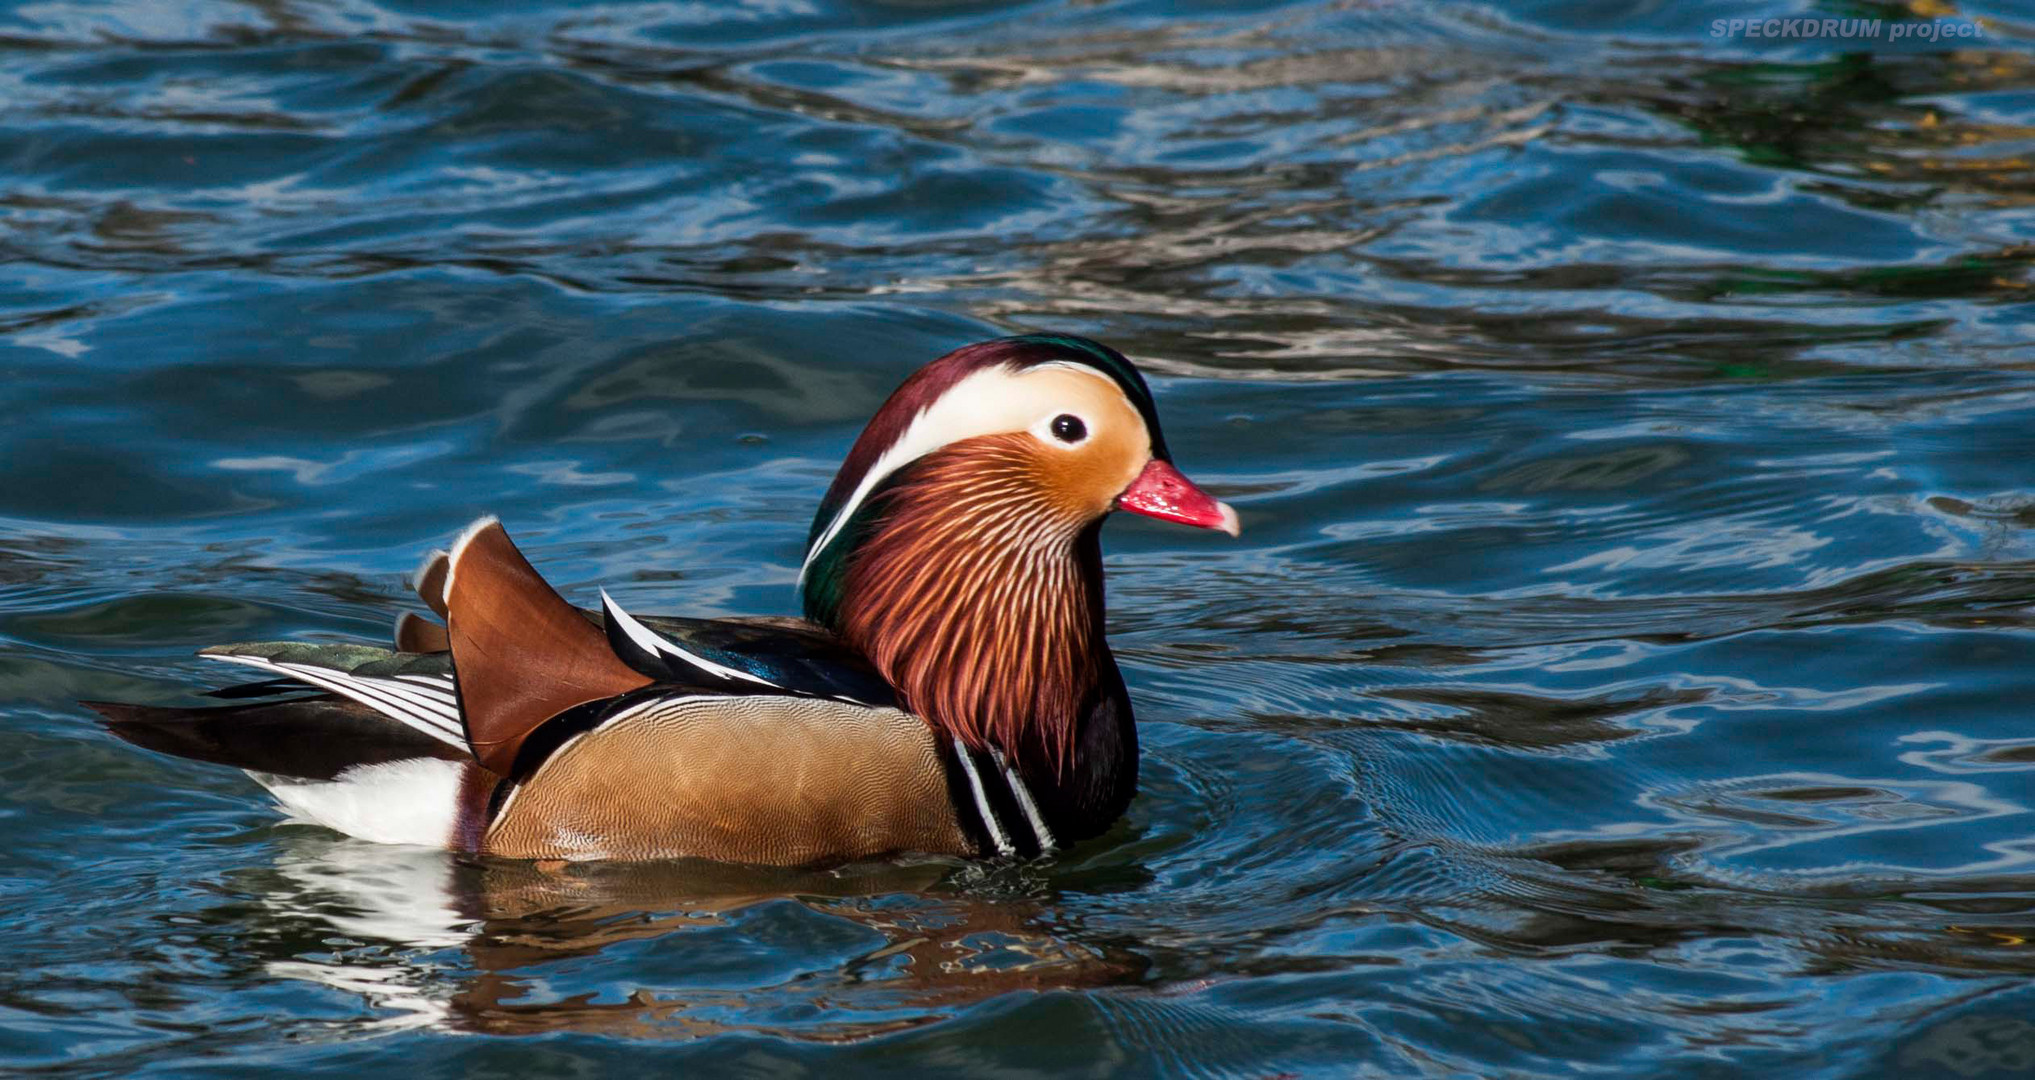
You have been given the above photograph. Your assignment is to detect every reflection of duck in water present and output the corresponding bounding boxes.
[88,335,1237,864]
[258,835,1145,1040]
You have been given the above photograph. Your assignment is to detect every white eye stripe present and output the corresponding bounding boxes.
[800,360,1107,584]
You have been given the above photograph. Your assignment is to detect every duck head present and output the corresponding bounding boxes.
[800,334,1235,775]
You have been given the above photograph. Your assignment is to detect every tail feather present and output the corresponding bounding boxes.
[87,697,464,781]
[91,519,650,811]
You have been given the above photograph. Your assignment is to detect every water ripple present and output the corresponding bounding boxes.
[4,0,2035,1075]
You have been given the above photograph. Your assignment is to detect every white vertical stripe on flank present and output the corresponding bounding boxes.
[953,738,1013,856]
[991,747,1056,852]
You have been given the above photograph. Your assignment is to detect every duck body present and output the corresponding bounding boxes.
[88,335,1236,865]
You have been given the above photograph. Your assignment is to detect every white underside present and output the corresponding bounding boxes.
[250,757,463,848]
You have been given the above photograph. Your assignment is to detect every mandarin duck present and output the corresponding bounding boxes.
[86,335,1238,864]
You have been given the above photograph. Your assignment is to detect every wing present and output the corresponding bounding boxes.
[197,641,465,750]
[90,641,468,783]
[440,517,651,775]
[598,594,898,708]
[85,693,466,781]
[396,548,894,708]
[144,519,888,785]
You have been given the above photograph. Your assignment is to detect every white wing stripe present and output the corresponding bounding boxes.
[393,675,459,703]
[270,664,461,736]
[292,674,464,744]
[205,655,465,748]
[282,663,461,723]
[599,590,778,688]
[269,664,462,743]
[954,738,1014,856]
[393,673,460,704]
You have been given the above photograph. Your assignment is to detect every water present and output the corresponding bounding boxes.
[3,0,2034,1074]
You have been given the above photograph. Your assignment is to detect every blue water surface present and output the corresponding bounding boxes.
[4,0,2035,1075]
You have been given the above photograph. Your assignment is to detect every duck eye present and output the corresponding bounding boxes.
[1050,414,1087,443]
